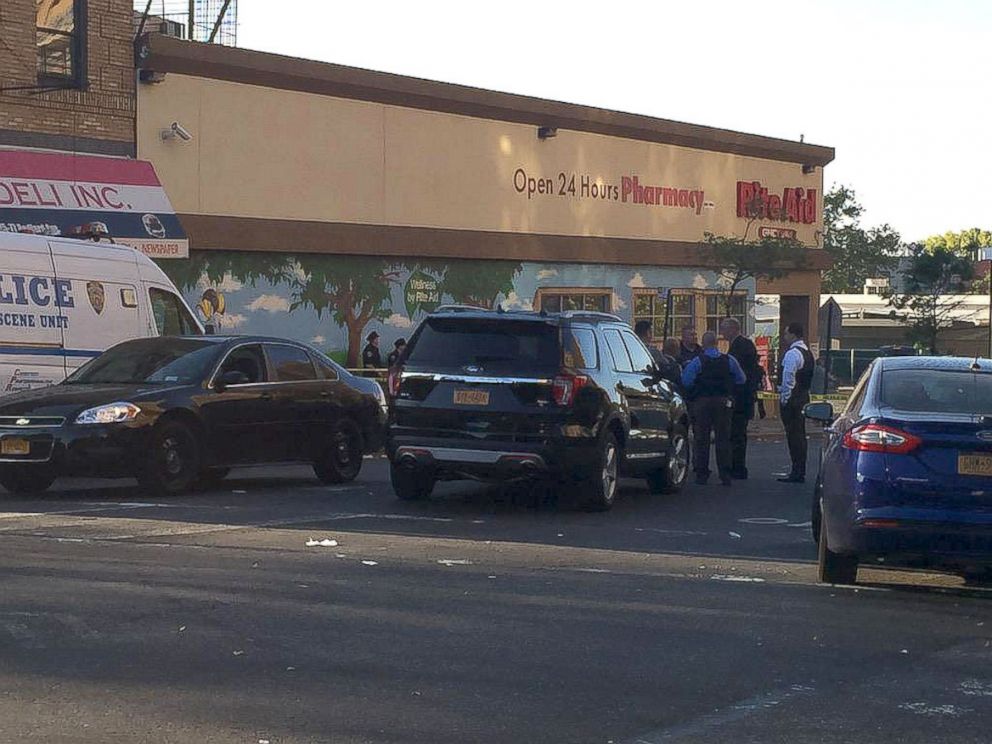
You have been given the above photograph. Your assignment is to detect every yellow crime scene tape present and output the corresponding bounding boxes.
[757,391,850,403]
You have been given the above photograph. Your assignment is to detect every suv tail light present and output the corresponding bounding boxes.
[552,372,589,406]
[842,424,921,454]
[387,367,403,398]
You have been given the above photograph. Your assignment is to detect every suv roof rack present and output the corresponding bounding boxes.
[558,311,624,322]
[432,304,488,314]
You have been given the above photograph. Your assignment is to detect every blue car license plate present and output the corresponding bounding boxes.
[958,454,992,476]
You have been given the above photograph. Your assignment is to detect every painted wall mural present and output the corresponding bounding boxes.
[159,251,746,368]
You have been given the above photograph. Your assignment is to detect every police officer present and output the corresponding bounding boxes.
[362,331,382,369]
[387,337,406,369]
[682,331,746,486]
[777,322,815,483]
[720,317,762,480]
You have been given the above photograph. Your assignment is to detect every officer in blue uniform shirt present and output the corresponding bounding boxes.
[682,331,747,486]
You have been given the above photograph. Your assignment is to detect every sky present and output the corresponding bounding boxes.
[238,0,992,242]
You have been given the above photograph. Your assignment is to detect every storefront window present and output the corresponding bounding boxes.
[37,0,85,85]
[538,290,611,314]
[632,289,693,339]
[633,289,747,339]
[705,294,747,334]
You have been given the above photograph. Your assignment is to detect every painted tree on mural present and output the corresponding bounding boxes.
[158,251,294,293]
[290,255,404,368]
[439,260,523,309]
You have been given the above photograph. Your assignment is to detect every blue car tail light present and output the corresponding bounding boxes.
[843,423,922,455]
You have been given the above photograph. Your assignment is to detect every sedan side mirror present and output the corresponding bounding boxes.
[803,401,835,423]
[215,369,250,391]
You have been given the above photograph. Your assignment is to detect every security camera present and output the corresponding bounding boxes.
[161,121,192,141]
[171,121,192,141]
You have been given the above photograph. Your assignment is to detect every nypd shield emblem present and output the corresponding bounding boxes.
[86,281,105,315]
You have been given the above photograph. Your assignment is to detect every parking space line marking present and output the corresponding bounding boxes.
[622,683,816,742]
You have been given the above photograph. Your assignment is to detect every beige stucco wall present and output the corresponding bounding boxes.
[138,74,824,245]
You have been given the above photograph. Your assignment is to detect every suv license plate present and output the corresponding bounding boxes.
[1,438,30,456]
[454,389,490,406]
[958,454,992,476]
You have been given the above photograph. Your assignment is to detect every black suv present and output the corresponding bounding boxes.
[386,308,689,510]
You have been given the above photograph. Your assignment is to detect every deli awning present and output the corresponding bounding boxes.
[0,150,188,258]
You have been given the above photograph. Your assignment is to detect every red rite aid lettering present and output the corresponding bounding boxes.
[737,181,817,224]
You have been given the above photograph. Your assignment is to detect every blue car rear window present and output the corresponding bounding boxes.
[880,369,992,413]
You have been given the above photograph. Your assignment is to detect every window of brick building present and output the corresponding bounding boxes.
[632,288,747,339]
[536,289,612,314]
[36,0,86,86]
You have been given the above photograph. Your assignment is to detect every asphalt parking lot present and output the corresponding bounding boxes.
[1,440,989,743]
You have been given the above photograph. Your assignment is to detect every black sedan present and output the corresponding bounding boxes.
[0,336,388,495]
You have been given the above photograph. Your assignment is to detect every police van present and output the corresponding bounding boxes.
[0,232,202,394]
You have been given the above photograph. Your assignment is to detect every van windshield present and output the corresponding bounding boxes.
[66,338,220,385]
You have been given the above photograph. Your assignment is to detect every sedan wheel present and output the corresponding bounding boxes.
[137,422,200,496]
[817,518,858,584]
[314,420,363,484]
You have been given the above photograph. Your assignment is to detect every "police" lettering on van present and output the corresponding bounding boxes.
[0,275,74,308]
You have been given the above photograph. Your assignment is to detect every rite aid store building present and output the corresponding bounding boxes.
[136,35,833,366]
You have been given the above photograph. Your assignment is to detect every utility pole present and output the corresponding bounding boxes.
[188,0,196,39]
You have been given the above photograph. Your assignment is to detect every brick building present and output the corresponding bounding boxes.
[0,1,186,256]
[0,0,135,156]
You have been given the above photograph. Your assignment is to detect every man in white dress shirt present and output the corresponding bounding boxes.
[777,322,815,483]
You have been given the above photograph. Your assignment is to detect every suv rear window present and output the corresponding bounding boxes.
[880,369,992,413]
[406,318,560,371]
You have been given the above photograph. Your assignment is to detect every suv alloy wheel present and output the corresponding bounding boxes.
[580,432,620,511]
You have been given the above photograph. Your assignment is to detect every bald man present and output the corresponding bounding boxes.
[682,331,746,486]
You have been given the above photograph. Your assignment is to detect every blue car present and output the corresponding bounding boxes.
[805,356,992,584]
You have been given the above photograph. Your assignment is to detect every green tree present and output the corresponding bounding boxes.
[821,185,901,293]
[704,233,808,317]
[923,228,992,256]
[887,245,975,354]
[290,256,403,368]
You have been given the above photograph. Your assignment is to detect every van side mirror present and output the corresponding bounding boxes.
[215,370,250,390]
[803,401,834,423]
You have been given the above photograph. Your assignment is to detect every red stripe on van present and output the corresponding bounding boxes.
[0,151,162,187]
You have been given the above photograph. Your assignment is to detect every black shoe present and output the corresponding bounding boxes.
[720,477,732,487]
[777,474,805,484]
[695,475,709,486]
[730,470,748,480]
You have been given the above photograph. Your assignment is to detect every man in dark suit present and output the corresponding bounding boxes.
[677,325,702,366]
[720,318,762,479]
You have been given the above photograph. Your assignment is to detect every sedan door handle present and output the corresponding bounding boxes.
[260,393,273,401]
[320,391,331,398]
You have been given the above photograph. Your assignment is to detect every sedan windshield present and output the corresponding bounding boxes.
[66,339,221,385]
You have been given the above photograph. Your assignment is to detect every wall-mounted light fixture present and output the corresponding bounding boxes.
[161,121,193,142]
[801,164,816,175]
[537,126,557,140]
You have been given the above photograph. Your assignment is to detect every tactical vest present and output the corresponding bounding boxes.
[778,344,815,396]
[693,354,733,398]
